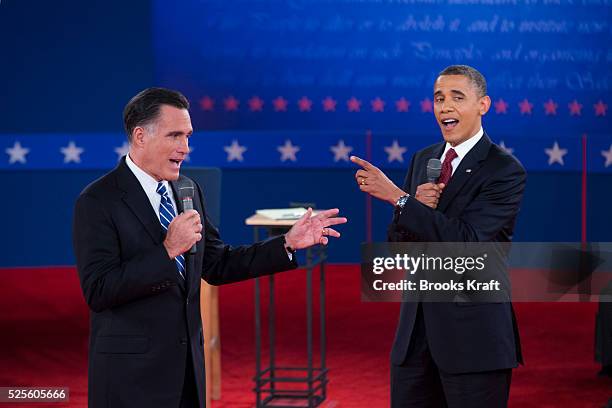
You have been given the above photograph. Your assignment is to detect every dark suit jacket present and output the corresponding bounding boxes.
[389,133,526,374]
[72,158,297,408]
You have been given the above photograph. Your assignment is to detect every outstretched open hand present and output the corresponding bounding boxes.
[284,208,347,249]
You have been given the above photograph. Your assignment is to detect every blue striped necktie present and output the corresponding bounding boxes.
[156,182,186,280]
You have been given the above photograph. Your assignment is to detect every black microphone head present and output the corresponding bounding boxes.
[427,158,442,183]
[178,183,195,212]
[178,183,194,200]
[177,181,198,254]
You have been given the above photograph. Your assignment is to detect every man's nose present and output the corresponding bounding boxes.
[441,100,455,112]
[177,137,189,153]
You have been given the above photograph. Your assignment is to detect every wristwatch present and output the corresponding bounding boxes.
[395,194,410,212]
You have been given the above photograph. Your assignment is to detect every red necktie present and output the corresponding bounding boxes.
[437,148,458,186]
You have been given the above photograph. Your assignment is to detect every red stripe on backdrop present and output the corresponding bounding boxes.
[582,133,588,244]
[0,266,609,407]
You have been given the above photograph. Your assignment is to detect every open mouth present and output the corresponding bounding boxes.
[169,159,182,168]
[441,118,459,131]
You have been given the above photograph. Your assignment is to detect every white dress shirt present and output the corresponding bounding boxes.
[439,127,484,175]
[125,153,178,221]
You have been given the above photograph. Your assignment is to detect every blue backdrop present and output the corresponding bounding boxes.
[153,0,612,136]
[0,0,610,266]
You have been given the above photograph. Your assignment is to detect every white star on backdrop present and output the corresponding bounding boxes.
[601,144,612,168]
[5,141,30,164]
[545,141,567,166]
[330,140,353,162]
[277,140,300,162]
[114,142,129,161]
[499,141,514,155]
[61,141,84,163]
[224,140,247,162]
[384,140,407,163]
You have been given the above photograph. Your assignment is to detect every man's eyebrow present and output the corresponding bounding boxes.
[434,89,468,97]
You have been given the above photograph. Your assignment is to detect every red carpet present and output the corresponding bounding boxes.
[0,266,609,407]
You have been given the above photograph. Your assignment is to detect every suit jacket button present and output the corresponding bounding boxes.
[186,298,190,305]
[180,338,188,345]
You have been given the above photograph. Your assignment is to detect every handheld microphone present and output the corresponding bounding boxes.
[178,184,197,255]
[427,158,442,183]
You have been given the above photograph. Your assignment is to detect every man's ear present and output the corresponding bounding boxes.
[132,127,146,147]
[479,95,491,116]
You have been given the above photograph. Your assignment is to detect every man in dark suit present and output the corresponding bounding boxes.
[351,65,526,407]
[72,87,347,408]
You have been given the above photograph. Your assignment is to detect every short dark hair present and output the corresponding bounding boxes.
[123,87,190,142]
[438,65,487,97]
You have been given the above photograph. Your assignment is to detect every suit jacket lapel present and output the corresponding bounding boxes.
[169,179,184,213]
[115,159,187,293]
[437,134,492,214]
[115,158,165,244]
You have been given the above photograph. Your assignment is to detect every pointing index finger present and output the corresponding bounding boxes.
[350,155,374,170]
